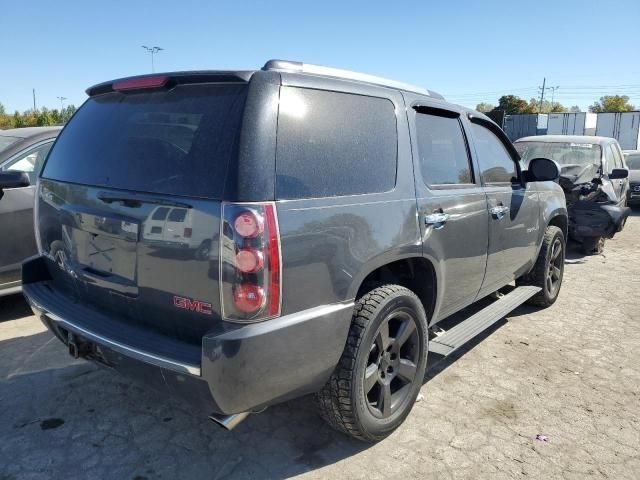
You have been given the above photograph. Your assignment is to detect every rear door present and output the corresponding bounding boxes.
[37,81,248,343]
[0,139,54,288]
[409,105,489,319]
[468,119,540,297]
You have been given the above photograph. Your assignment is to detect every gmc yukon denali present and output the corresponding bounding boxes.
[12,60,568,441]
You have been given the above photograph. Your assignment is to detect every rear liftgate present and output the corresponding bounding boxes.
[429,286,540,356]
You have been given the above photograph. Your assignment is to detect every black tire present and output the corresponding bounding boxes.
[518,225,565,307]
[194,240,212,260]
[316,285,428,442]
[581,236,605,255]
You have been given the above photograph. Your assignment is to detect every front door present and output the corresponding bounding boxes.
[0,140,54,287]
[467,120,541,298]
[409,105,489,320]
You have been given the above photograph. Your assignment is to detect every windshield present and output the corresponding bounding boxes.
[515,141,602,167]
[42,83,247,199]
[624,153,640,169]
[0,135,20,154]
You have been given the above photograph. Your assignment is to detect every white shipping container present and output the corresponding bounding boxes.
[595,112,640,150]
[547,113,597,136]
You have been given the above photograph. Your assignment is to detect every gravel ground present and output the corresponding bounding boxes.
[1,212,639,480]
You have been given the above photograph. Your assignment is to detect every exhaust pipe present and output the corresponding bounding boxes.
[209,411,251,430]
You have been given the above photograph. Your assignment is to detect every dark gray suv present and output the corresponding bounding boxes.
[15,60,568,441]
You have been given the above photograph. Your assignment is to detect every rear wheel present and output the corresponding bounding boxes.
[582,236,605,255]
[316,285,428,442]
[518,225,565,307]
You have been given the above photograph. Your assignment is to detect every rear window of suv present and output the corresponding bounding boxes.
[42,83,247,198]
[275,87,397,199]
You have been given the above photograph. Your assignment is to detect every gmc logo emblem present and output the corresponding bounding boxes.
[173,296,213,315]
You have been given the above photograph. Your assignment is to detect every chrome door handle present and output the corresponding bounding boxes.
[490,205,509,219]
[424,212,449,229]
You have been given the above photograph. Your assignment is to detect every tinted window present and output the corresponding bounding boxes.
[151,206,170,221]
[276,87,397,199]
[471,123,517,183]
[43,84,247,198]
[167,208,187,222]
[415,113,472,185]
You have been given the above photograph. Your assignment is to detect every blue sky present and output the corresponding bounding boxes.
[2,0,639,113]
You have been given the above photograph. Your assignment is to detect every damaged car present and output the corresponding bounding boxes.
[515,135,630,254]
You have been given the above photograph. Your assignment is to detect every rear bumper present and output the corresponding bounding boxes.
[22,256,353,415]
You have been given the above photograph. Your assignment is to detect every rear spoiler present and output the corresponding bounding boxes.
[86,70,255,97]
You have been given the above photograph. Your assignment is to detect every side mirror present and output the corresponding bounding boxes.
[525,158,560,182]
[0,171,30,200]
[609,168,629,180]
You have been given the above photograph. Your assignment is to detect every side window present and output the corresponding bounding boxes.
[276,87,397,199]
[414,112,473,185]
[3,142,53,183]
[605,145,616,175]
[151,207,170,221]
[167,208,187,222]
[612,144,624,169]
[470,123,517,184]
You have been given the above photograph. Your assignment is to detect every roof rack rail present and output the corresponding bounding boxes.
[262,59,444,100]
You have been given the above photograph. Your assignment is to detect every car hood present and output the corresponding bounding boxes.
[558,163,600,186]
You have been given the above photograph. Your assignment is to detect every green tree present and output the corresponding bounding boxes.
[0,102,5,115]
[527,98,567,114]
[13,111,24,128]
[475,102,495,113]
[569,105,581,113]
[493,95,534,115]
[589,95,635,113]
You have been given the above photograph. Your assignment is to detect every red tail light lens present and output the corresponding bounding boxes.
[233,284,265,313]
[234,210,263,238]
[236,249,264,273]
[220,202,282,322]
[183,227,193,238]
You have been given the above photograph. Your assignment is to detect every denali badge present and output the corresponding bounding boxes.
[173,295,213,315]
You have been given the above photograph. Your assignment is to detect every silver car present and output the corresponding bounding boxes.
[623,150,640,206]
[515,135,630,254]
[0,127,61,296]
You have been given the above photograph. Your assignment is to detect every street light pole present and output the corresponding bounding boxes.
[141,45,164,73]
[57,96,67,113]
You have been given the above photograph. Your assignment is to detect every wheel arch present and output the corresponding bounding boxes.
[352,256,438,322]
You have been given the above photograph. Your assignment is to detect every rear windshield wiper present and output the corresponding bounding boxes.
[97,191,192,209]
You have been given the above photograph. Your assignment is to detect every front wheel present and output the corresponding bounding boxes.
[518,225,565,307]
[316,285,428,442]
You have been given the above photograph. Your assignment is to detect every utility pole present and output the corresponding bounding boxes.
[141,45,164,73]
[538,77,546,113]
[548,86,560,110]
[33,89,37,112]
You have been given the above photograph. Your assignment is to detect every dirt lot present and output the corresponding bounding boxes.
[1,212,639,480]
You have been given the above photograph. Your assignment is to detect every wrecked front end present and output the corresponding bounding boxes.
[559,164,630,243]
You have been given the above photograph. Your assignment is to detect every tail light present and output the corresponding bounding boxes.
[183,227,193,238]
[220,202,281,322]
